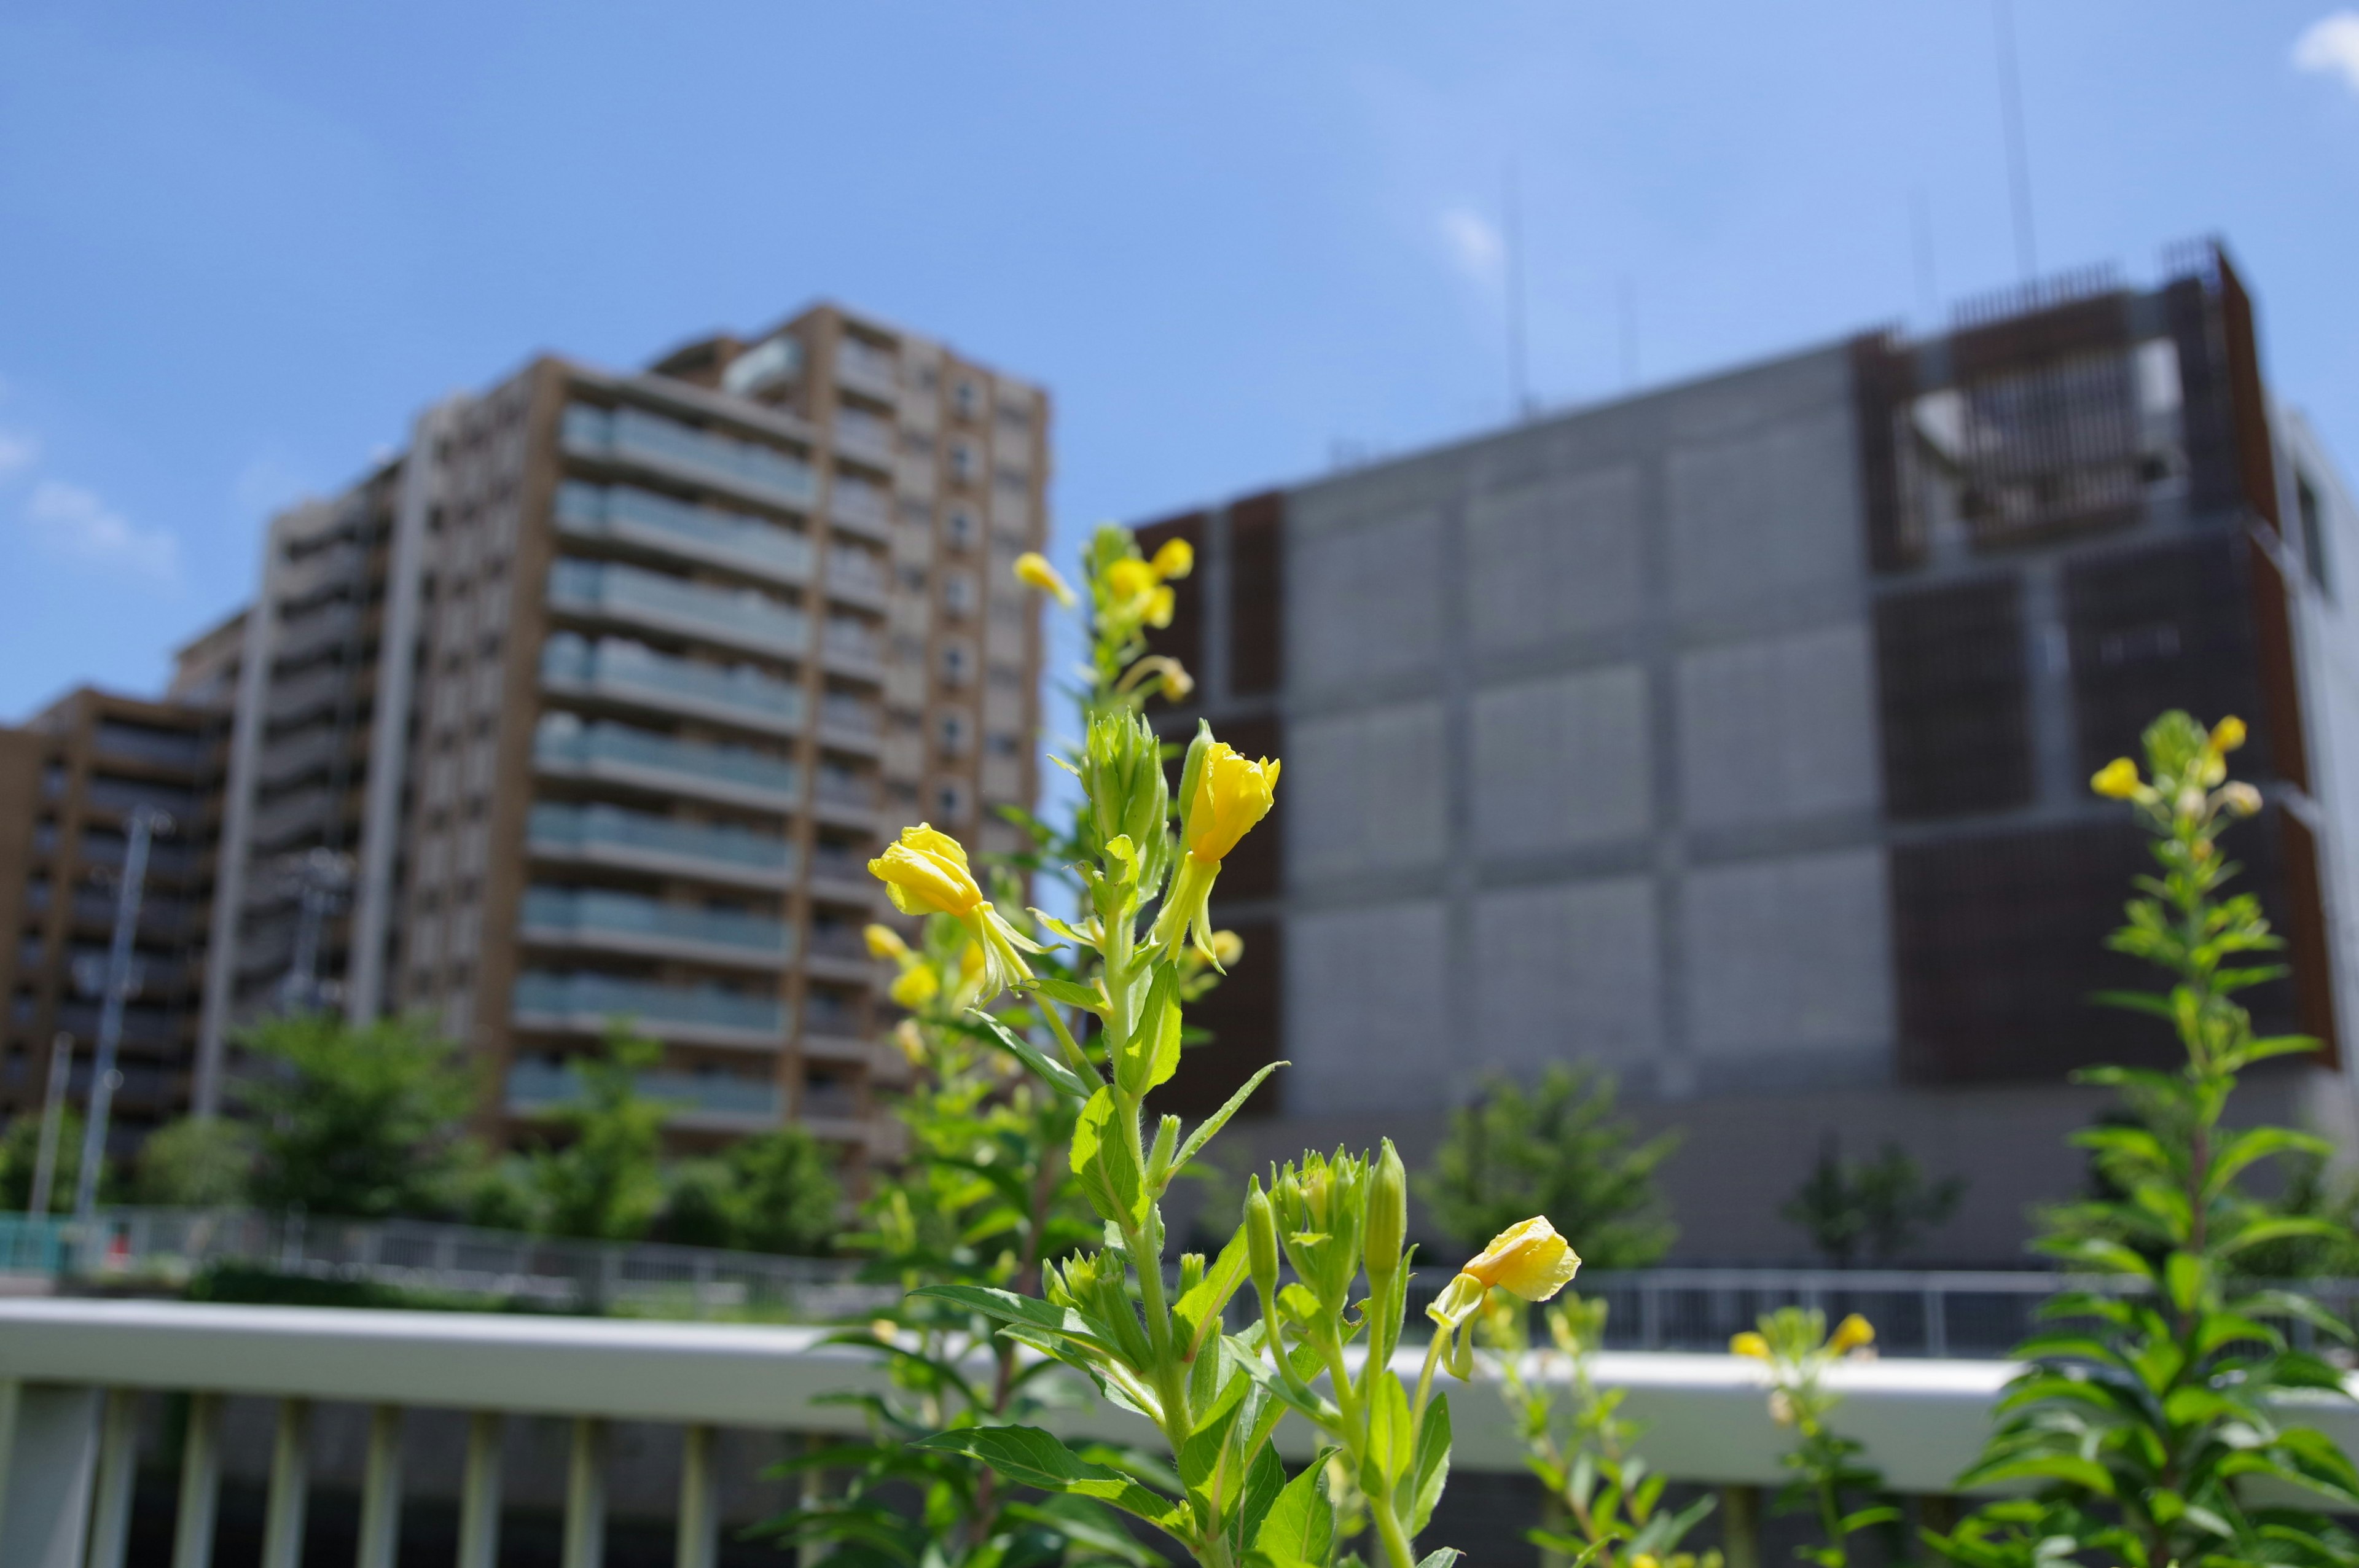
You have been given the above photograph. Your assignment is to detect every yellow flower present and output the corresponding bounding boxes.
[1184,744,1281,864]
[2091,758,2142,800]
[2211,715,2247,754]
[889,964,940,1008]
[1013,552,1076,608]
[1460,1217,1583,1303]
[870,1318,899,1343]
[1730,1331,1770,1359]
[863,922,910,961]
[870,824,983,918]
[1150,537,1194,580]
[893,1018,926,1064]
[1209,929,1245,967]
[2218,781,2263,817]
[1145,585,1176,629]
[1105,557,1158,604]
[1160,663,1195,701]
[1829,1313,1875,1354]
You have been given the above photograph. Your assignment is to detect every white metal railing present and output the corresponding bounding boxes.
[6,1298,2357,1568]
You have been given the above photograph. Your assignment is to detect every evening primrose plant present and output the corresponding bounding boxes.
[858,526,1583,1568]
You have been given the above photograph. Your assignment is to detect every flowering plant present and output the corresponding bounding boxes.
[864,526,1581,1568]
[1731,1309,1892,1568]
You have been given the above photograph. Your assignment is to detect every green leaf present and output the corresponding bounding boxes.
[910,1425,1186,1537]
[1409,1391,1452,1535]
[1030,975,1109,1013]
[1414,1552,1465,1567]
[1072,1087,1149,1227]
[1169,1061,1288,1180]
[1178,1397,1244,1526]
[1955,1454,2117,1497]
[907,1284,1118,1351]
[968,1007,1100,1101]
[1175,1227,1253,1362]
[1252,1455,1337,1566]
[1366,1372,1414,1488]
[1234,1443,1288,1559]
[2165,1250,2207,1313]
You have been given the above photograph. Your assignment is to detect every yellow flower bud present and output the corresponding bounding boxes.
[1105,557,1157,604]
[1146,585,1176,629]
[2211,716,2247,754]
[894,1018,926,1064]
[2219,781,2263,817]
[2091,758,2142,800]
[889,964,939,1009]
[1730,1331,1770,1359]
[870,1318,899,1343]
[1458,1217,1582,1303]
[1183,744,1281,865]
[869,824,984,918]
[1209,929,1245,968]
[1769,1388,1798,1427]
[1160,663,1195,701]
[1013,551,1076,607]
[1150,537,1195,580]
[1829,1313,1876,1354]
[863,922,910,961]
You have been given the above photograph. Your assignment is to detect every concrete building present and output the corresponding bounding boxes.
[195,304,1049,1160]
[0,687,226,1153]
[1135,241,2359,1264]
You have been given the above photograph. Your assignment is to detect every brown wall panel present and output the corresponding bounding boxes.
[1873,575,2033,819]
[1852,333,1920,572]
[2216,249,2281,536]
[2168,275,2240,520]
[1227,491,1286,698]
[2247,538,2313,793]
[2278,811,2340,1067]
[1149,917,1282,1121]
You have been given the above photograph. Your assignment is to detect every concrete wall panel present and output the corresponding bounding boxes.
[1473,877,1661,1077]
[1286,899,1449,1116]
[1471,665,1651,854]
[1667,408,1860,614]
[1466,466,1643,652]
[1287,701,1447,885]
[1684,848,1892,1062]
[1678,623,1880,830]
[1289,506,1442,693]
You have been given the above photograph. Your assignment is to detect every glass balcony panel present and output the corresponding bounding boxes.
[533,716,799,803]
[563,402,816,509]
[540,634,804,730]
[95,722,206,770]
[547,558,809,657]
[506,1058,781,1120]
[554,481,813,582]
[528,802,794,876]
[829,477,888,531]
[512,970,785,1037]
[521,886,789,956]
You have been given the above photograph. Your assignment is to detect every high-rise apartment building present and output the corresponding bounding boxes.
[1134,242,2359,1263]
[0,687,225,1150]
[196,303,1049,1158]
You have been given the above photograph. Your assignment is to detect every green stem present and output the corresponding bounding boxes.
[1370,1493,1419,1568]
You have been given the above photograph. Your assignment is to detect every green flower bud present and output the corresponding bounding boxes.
[1245,1176,1279,1301]
[1082,711,1171,874]
[1366,1137,1407,1278]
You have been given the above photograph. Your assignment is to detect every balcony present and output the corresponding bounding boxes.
[506,1058,781,1129]
[526,802,794,888]
[561,404,816,512]
[817,695,881,755]
[519,886,791,969]
[832,408,894,469]
[820,618,884,683]
[546,558,809,661]
[835,340,899,401]
[532,716,798,811]
[806,843,874,899]
[511,970,784,1050]
[271,601,360,665]
[94,720,208,771]
[813,765,877,830]
[539,634,804,736]
[827,476,890,541]
[247,786,335,851]
[552,480,813,587]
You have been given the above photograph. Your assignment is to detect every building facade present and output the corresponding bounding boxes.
[0,688,225,1154]
[1136,243,2359,1263]
[196,303,1049,1159]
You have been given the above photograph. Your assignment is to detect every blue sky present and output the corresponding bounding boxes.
[1,2,2356,718]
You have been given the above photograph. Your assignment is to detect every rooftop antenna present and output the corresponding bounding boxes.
[1619,276,1640,392]
[1991,0,2038,281]
[1505,160,1532,418]
[1911,187,1939,325]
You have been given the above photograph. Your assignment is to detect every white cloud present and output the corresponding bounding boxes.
[25,478,181,585]
[0,431,36,477]
[1439,206,1506,287]
[2295,10,2359,93]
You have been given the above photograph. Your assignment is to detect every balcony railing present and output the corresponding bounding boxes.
[507,1058,782,1123]
[526,802,793,884]
[832,408,894,466]
[546,557,809,660]
[512,970,784,1047]
[827,475,890,538]
[520,886,790,964]
[539,633,804,734]
[835,340,898,399]
[94,720,208,771]
[552,480,813,585]
[533,716,798,809]
[561,403,816,511]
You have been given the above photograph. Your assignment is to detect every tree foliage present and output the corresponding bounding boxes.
[1421,1064,1678,1272]
[1780,1137,1965,1268]
[235,1013,478,1219]
[134,1116,254,1207]
[528,1026,670,1242]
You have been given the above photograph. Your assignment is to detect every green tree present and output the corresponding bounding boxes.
[1780,1137,1965,1268]
[530,1026,670,1242]
[655,1131,838,1255]
[1420,1063,1679,1271]
[134,1117,254,1207]
[1931,713,2359,1568]
[0,1107,105,1213]
[235,1013,479,1219]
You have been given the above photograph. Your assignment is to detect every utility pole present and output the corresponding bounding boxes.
[73,805,170,1241]
[26,1033,73,1216]
[1991,0,2038,283]
[276,848,355,1014]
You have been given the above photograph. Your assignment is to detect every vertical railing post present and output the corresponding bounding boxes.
[1641,1281,1663,1349]
[1924,1284,1948,1360]
[676,1424,718,1568]
[563,1417,607,1568]
[259,1398,309,1568]
[0,1381,101,1568]
[172,1391,224,1568]
[1720,1483,1762,1568]
[85,1387,141,1568]
[356,1404,404,1568]
[456,1411,504,1568]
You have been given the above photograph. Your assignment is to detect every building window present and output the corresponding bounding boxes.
[939,643,971,685]
[939,712,969,754]
[936,781,969,820]
[987,731,1022,758]
[988,662,1025,690]
[942,571,975,616]
[945,507,977,550]
[952,379,982,419]
[898,564,927,591]
[2299,473,2333,599]
[948,440,979,483]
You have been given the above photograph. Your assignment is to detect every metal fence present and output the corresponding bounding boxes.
[11,1208,886,1320]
